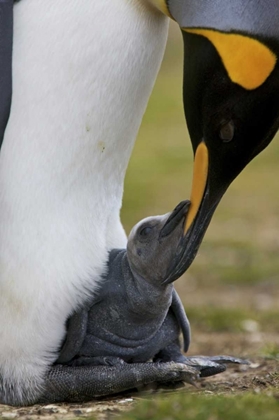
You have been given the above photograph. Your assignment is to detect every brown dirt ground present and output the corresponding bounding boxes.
[0,357,278,420]
[0,287,278,420]
[0,338,278,420]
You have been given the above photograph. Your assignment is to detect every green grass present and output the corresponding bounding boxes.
[262,344,279,359]
[118,393,279,420]
[186,306,279,333]
[186,239,279,286]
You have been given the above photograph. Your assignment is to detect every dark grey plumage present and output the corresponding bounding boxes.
[56,201,247,402]
[62,249,190,365]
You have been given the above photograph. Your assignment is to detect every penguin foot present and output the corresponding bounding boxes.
[38,361,199,403]
[69,356,126,367]
[181,355,250,378]
[154,343,249,379]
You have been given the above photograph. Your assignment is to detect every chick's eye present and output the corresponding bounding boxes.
[219,120,234,142]
[140,226,152,237]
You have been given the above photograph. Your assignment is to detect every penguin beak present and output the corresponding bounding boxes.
[160,0,279,283]
[178,153,221,274]
[160,200,190,238]
[184,142,208,234]
[163,142,225,284]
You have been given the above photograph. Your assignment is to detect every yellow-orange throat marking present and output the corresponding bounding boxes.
[185,142,208,233]
[184,28,276,90]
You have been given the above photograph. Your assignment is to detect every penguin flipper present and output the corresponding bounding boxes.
[0,1,13,149]
[56,309,89,364]
[171,288,191,352]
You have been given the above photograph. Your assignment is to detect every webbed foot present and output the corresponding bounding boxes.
[197,355,250,366]
[38,361,199,403]
[69,356,125,367]
[154,343,249,378]
[180,355,250,378]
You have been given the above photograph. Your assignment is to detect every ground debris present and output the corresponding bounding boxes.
[0,357,278,420]
[0,397,135,420]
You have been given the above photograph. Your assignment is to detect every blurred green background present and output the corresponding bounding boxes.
[118,21,279,420]
[122,23,279,345]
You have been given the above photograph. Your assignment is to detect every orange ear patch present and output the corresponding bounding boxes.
[184,28,276,90]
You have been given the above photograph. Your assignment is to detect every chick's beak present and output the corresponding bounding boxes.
[160,200,190,238]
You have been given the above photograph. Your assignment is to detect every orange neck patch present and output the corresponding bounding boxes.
[184,28,277,90]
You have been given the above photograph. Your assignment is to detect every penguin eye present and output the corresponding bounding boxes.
[140,226,153,237]
[219,120,234,142]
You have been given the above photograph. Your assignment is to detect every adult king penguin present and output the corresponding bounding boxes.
[0,0,279,406]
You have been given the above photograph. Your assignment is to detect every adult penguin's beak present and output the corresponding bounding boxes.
[159,0,279,282]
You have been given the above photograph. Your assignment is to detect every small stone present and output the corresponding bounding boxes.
[73,409,83,416]
[1,412,17,419]
[57,408,67,414]
[118,398,134,404]
[241,319,259,332]
[85,408,94,413]
[43,405,59,411]
[249,363,261,369]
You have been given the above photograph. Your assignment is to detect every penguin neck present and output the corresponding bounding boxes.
[123,255,173,317]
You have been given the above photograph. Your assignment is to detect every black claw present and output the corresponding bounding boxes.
[199,363,226,378]
[180,354,250,379]
[207,356,250,366]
